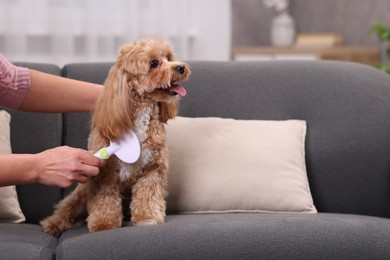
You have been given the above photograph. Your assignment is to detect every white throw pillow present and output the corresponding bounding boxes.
[166,117,316,214]
[0,110,26,223]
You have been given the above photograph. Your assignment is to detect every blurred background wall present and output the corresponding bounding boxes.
[0,0,389,65]
[0,0,231,65]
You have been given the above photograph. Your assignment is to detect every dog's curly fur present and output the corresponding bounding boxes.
[41,38,191,235]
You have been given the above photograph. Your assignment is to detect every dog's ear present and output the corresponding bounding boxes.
[159,102,178,123]
[119,43,150,76]
[92,63,133,139]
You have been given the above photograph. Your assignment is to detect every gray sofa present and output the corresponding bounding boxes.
[2,60,390,259]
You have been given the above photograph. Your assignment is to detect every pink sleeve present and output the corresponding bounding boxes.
[0,54,31,110]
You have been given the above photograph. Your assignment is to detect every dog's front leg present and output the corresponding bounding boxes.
[130,166,168,226]
[41,184,88,236]
[87,164,123,232]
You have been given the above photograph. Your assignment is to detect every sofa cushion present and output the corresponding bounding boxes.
[0,223,57,259]
[56,213,390,260]
[0,110,25,223]
[165,117,316,214]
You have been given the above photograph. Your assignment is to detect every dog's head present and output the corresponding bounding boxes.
[93,38,191,140]
[118,38,190,102]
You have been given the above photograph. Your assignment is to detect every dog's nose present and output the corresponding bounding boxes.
[176,65,185,75]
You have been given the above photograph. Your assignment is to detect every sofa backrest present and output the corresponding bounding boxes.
[62,61,390,218]
[61,63,113,195]
[179,61,390,218]
[10,60,390,223]
[61,63,112,149]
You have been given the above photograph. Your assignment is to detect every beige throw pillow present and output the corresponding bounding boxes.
[0,110,26,223]
[166,117,316,214]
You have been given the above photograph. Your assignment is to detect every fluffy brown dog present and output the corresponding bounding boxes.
[41,38,190,235]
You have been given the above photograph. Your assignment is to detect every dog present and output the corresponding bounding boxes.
[41,38,191,235]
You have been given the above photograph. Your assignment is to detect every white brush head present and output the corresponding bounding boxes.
[112,130,141,163]
[94,130,141,164]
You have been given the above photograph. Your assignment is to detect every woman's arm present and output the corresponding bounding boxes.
[19,69,103,112]
[0,146,106,188]
[0,55,106,188]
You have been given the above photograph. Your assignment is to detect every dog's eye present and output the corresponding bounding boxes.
[150,60,159,68]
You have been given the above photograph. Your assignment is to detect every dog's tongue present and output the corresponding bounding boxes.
[168,85,187,97]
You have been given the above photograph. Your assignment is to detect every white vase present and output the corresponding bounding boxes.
[271,11,296,46]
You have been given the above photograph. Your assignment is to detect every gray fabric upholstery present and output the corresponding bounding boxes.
[180,61,390,218]
[56,213,390,260]
[3,60,390,259]
[61,63,112,150]
[61,61,388,217]
[0,223,57,259]
[62,61,390,216]
[61,63,113,195]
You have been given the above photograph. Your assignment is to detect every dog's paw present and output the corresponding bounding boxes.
[133,219,158,226]
[132,216,164,226]
[40,217,64,236]
[88,215,122,232]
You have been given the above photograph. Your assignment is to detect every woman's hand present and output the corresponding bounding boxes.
[34,146,106,188]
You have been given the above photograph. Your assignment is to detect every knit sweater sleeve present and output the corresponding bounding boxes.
[0,54,30,110]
